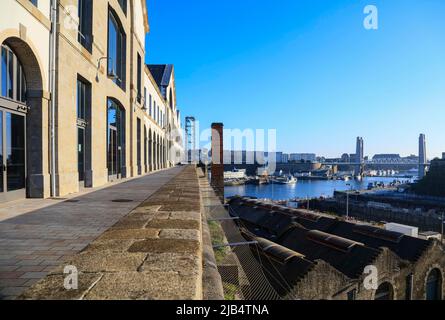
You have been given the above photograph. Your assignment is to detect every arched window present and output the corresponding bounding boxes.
[1,45,26,103]
[375,282,394,300]
[426,269,442,300]
[107,99,125,178]
[108,9,126,89]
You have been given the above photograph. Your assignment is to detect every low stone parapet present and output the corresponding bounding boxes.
[19,165,220,300]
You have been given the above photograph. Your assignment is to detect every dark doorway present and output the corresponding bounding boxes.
[0,44,27,202]
[426,269,442,300]
[375,282,394,300]
[107,99,125,181]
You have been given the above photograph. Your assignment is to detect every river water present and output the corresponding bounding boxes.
[224,177,411,201]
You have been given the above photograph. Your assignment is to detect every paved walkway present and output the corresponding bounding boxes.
[0,167,183,300]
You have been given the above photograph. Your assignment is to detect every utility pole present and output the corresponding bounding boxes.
[441,211,444,245]
[345,183,351,220]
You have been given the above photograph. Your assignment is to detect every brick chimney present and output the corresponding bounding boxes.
[211,123,224,200]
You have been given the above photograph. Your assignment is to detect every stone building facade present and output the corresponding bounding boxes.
[0,0,184,203]
[229,196,445,300]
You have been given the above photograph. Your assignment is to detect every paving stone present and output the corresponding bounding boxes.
[20,272,49,279]
[18,273,103,300]
[146,219,200,230]
[159,229,201,241]
[97,229,160,241]
[139,252,200,276]
[110,219,148,230]
[16,266,46,272]
[82,240,134,253]
[84,272,199,300]
[1,286,27,297]
[128,239,200,254]
[60,251,148,273]
[169,211,201,221]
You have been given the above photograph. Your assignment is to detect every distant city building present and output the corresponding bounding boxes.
[223,150,266,165]
[275,152,283,164]
[356,137,364,163]
[282,153,289,163]
[442,152,445,160]
[289,153,317,163]
[341,153,350,163]
[418,134,427,179]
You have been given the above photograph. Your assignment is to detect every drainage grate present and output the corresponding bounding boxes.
[111,199,134,203]
[65,199,80,203]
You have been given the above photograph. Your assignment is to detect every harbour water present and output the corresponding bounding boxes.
[224,177,411,201]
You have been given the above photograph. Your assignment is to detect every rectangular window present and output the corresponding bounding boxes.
[7,48,13,99]
[143,87,147,109]
[149,94,152,116]
[117,0,127,15]
[76,77,91,120]
[405,274,413,300]
[137,118,141,174]
[154,101,157,121]
[347,289,357,300]
[78,0,93,52]
[137,54,142,103]
[1,47,7,97]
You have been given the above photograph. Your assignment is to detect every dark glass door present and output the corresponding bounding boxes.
[78,127,85,181]
[107,99,124,181]
[6,112,25,191]
[108,126,118,177]
[0,109,26,201]
[0,110,3,193]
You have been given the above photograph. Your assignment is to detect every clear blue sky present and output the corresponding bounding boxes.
[145,0,445,159]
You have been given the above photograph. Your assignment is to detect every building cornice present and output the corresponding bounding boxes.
[15,0,51,30]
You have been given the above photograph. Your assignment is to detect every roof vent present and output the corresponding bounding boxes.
[307,230,364,253]
[353,225,403,243]
[287,208,321,222]
[256,237,305,264]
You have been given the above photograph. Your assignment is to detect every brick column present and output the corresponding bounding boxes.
[211,123,224,200]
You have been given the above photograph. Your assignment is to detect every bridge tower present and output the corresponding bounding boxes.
[418,133,427,179]
[355,137,365,177]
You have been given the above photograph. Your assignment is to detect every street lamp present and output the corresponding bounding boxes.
[345,183,353,220]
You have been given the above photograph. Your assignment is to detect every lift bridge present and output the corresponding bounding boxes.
[320,160,428,177]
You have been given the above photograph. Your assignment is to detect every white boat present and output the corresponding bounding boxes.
[271,175,297,185]
[224,168,246,180]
